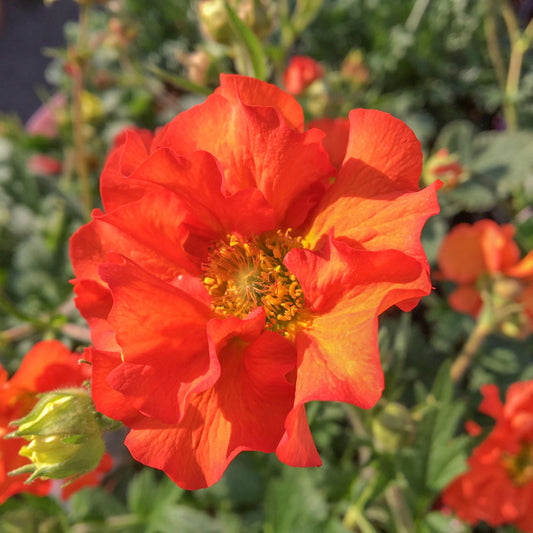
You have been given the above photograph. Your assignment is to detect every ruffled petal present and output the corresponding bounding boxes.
[276,404,321,467]
[124,320,296,489]
[72,280,117,351]
[100,129,154,212]
[306,110,438,263]
[153,82,334,228]
[278,239,427,465]
[89,349,142,426]
[124,148,276,238]
[215,74,304,131]
[285,235,427,316]
[307,117,349,170]
[99,255,215,424]
[71,192,200,282]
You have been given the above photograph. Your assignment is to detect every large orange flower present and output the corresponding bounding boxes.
[70,74,439,489]
[443,381,533,531]
[437,219,533,332]
[0,340,110,503]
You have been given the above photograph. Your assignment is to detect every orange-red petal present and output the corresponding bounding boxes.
[153,78,334,228]
[306,110,439,266]
[124,317,296,489]
[307,117,350,170]
[99,256,215,424]
[448,285,483,316]
[215,74,304,131]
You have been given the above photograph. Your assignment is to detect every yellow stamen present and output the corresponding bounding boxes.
[202,230,307,337]
[503,442,533,486]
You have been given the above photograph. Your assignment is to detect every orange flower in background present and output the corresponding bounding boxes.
[283,55,324,95]
[0,340,110,503]
[443,381,533,531]
[70,74,439,489]
[437,219,533,334]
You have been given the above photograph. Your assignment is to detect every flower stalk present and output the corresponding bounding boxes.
[486,0,533,130]
[72,1,93,219]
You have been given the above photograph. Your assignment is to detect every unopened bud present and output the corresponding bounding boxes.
[236,0,273,39]
[7,389,106,483]
[341,50,369,86]
[198,0,233,44]
[500,312,530,339]
[81,91,104,123]
[421,148,466,189]
[492,277,524,302]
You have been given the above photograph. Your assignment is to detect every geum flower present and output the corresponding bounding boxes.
[438,219,533,336]
[0,340,111,503]
[70,74,439,490]
[283,55,324,95]
[443,380,533,532]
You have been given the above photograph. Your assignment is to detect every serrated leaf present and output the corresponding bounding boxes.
[264,468,329,533]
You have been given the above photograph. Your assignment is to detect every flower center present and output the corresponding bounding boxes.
[503,442,533,486]
[202,230,306,336]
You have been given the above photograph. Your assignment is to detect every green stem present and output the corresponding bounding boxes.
[504,17,533,130]
[404,0,431,33]
[72,1,92,219]
[385,485,415,533]
[498,1,533,130]
[450,315,493,383]
[484,1,507,92]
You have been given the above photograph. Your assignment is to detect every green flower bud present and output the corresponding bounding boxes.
[6,389,106,483]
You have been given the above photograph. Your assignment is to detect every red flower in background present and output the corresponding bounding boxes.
[437,219,533,333]
[70,74,439,489]
[27,154,63,176]
[0,340,111,503]
[443,380,533,531]
[283,55,324,95]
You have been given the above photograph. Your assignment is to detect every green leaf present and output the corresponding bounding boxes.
[147,506,225,533]
[128,468,183,520]
[224,0,268,80]
[471,130,533,196]
[423,511,469,533]
[69,487,127,523]
[263,468,330,533]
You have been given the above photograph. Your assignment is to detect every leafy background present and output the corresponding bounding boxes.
[1,0,532,531]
